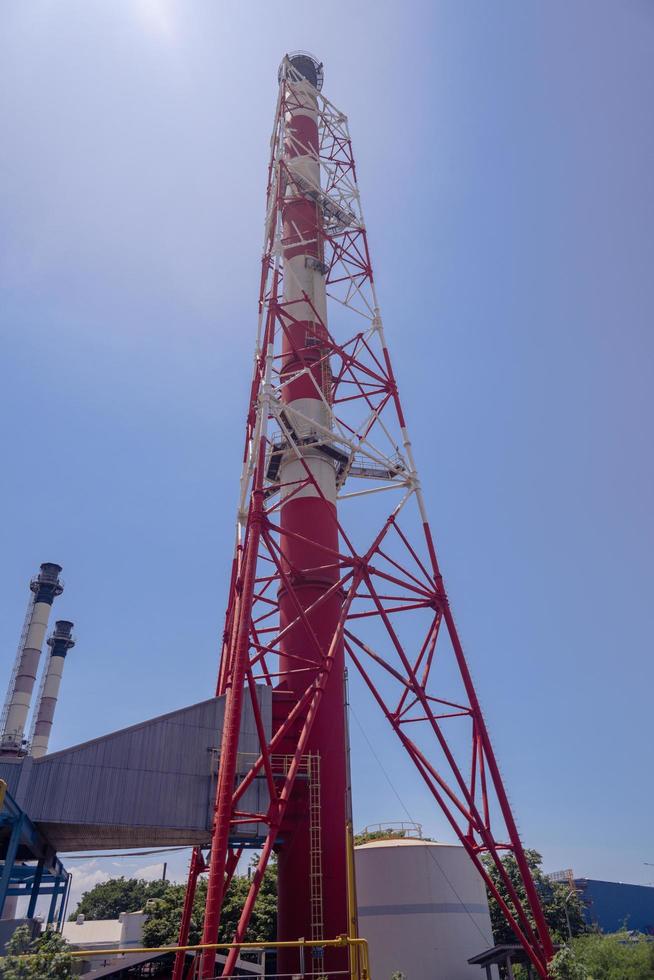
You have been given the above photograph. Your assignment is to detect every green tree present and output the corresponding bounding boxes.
[481,850,586,946]
[142,861,277,949]
[70,876,170,920]
[219,864,277,943]
[0,925,72,979]
[570,931,654,979]
[142,882,202,949]
[548,945,589,980]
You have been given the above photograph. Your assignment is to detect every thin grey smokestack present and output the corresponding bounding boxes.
[0,563,63,754]
[30,620,75,758]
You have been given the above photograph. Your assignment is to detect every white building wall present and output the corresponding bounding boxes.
[119,910,147,947]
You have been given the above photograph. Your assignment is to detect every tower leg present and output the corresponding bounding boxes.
[173,848,205,980]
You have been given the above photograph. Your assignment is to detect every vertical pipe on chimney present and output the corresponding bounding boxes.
[1,563,63,754]
[30,620,75,758]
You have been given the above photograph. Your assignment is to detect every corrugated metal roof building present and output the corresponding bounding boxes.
[0,690,271,851]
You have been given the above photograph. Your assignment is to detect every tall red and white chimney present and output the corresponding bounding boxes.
[275,51,348,974]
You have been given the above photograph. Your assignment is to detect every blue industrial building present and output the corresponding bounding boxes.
[575,878,654,935]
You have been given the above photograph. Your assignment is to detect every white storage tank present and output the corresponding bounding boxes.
[355,838,494,980]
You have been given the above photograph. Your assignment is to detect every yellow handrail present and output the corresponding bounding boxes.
[19,934,371,979]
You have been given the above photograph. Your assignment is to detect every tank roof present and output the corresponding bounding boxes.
[355,838,460,849]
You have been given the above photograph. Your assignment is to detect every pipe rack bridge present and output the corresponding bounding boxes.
[0,690,271,852]
[0,780,70,930]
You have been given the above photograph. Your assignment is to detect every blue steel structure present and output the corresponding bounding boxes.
[0,780,70,927]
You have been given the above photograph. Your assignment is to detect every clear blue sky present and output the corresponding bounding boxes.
[1,0,653,903]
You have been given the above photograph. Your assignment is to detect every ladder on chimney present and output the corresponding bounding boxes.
[308,753,324,975]
[0,594,35,739]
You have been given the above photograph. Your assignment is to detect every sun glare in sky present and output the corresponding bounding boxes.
[134,0,177,42]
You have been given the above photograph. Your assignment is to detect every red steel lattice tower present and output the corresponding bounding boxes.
[181,52,555,980]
